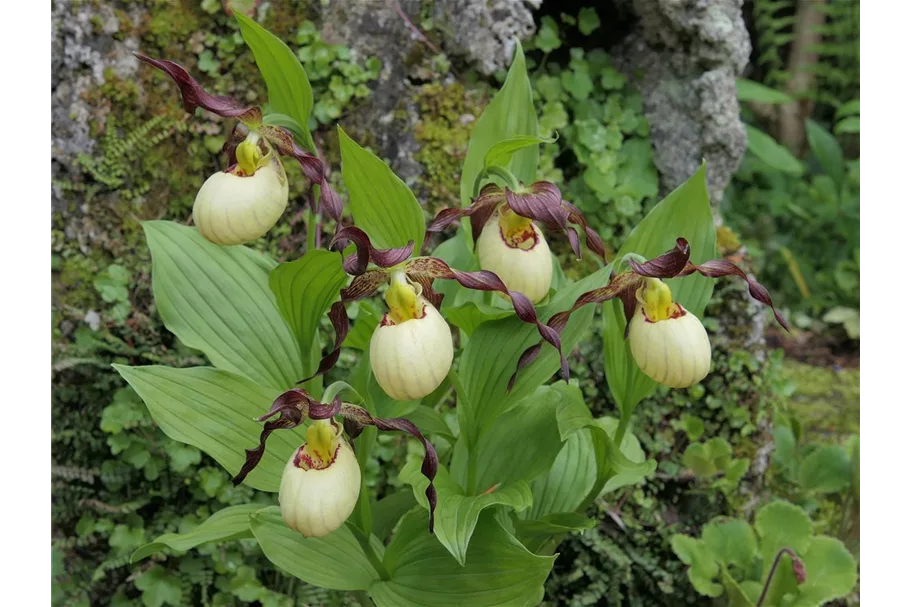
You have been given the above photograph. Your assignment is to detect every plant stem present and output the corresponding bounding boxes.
[306,208,316,252]
[614,414,630,446]
[350,524,390,580]
[486,165,521,191]
[756,547,799,606]
[354,590,374,607]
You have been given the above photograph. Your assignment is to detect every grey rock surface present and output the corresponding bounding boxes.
[613,0,750,205]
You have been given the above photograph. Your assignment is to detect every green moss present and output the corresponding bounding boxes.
[145,0,202,50]
[715,225,741,256]
[413,82,483,212]
[782,360,860,439]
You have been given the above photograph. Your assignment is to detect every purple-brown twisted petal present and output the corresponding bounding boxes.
[405,257,569,383]
[425,183,505,245]
[330,227,415,275]
[340,404,438,533]
[564,201,607,261]
[135,53,262,125]
[627,238,691,278]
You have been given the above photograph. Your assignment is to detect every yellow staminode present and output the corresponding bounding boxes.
[303,419,338,468]
[638,277,676,322]
[385,277,422,324]
[498,207,536,250]
[235,139,263,176]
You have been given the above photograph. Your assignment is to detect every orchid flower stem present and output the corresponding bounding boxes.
[306,208,316,253]
[350,523,390,581]
[614,414,630,446]
[472,165,521,197]
[615,252,648,275]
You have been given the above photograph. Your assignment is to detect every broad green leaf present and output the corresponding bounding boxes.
[400,462,533,565]
[472,386,565,491]
[701,518,757,571]
[671,534,722,597]
[603,163,715,419]
[143,221,301,390]
[339,127,425,250]
[529,430,597,518]
[371,509,554,607]
[269,250,347,372]
[789,536,858,607]
[595,416,649,494]
[134,565,183,607]
[372,490,417,540]
[721,567,756,607]
[442,301,514,336]
[132,504,262,562]
[745,125,805,176]
[805,119,845,187]
[250,507,379,590]
[797,444,852,494]
[460,43,537,206]
[735,79,793,104]
[514,511,595,553]
[235,13,315,151]
[343,300,383,351]
[405,405,456,442]
[483,134,555,169]
[754,501,813,573]
[114,365,305,492]
[460,295,594,434]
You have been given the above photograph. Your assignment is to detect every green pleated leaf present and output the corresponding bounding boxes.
[250,507,380,591]
[372,490,418,541]
[461,43,538,206]
[343,300,383,351]
[371,509,554,607]
[143,221,302,390]
[269,249,348,373]
[602,163,715,419]
[400,462,533,566]
[595,417,649,495]
[113,365,305,492]
[471,385,566,492]
[235,12,315,150]
[459,285,595,435]
[442,301,514,336]
[529,430,597,518]
[338,126,426,250]
[484,134,555,169]
[514,512,595,553]
[132,504,263,562]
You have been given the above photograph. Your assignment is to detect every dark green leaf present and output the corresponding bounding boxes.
[269,250,347,373]
[790,536,858,607]
[484,134,555,169]
[400,462,533,565]
[143,221,302,390]
[371,509,553,606]
[132,504,261,562]
[754,501,813,573]
[701,518,757,571]
[372,490,417,541]
[114,365,305,492]
[250,506,380,590]
[461,43,537,206]
[236,13,315,150]
[338,127,426,250]
[671,535,722,597]
[134,566,184,607]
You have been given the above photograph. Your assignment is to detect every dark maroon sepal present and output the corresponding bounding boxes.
[330,227,415,275]
[505,182,568,231]
[425,183,505,245]
[135,53,262,125]
[628,238,691,278]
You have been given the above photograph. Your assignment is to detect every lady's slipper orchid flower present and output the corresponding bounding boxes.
[134,54,342,244]
[232,389,439,533]
[427,180,605,303]
[279,419,360,537]
[297,226,570,397]
[508,238,789,390]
